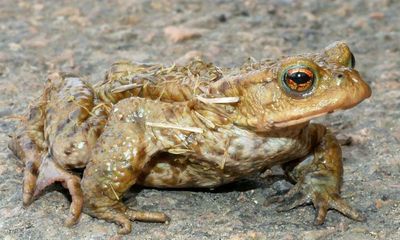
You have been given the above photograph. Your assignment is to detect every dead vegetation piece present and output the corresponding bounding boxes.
[369,12,385,20]
[119,15,141,26]
[108,184,120,200]
[145,121,203,133]
[111,83,144,93]
[164,26,206,43]
[301,227,336,240]
[197,95,239,104]
[175,51,206,66]
[194,111,216,129]
[3,114,26,122]
[53,6,89,26]
[66,95,95,118]
[92,102,112,114]
[167,149,194,154]
[22,35,50,49]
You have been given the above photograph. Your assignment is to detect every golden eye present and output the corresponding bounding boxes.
[283,67,315,93]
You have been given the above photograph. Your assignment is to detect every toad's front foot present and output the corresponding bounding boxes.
[268,172,365,225]
[265,124,366,225]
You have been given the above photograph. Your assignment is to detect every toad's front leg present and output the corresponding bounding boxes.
[81,98,172,234]
[272,123,365,224]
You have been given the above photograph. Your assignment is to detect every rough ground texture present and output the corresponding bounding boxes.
[0,0,399,239]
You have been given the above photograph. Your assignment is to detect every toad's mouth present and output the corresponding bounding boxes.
[272,100,364,128]
[272,103,359,128]
[273,86,371,129]
[273,111,331,128]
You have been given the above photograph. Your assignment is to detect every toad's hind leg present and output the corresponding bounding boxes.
[34,73,99,226]
[81,104,168,234]
[269,124,365,224]
[10,72,98,226]
[8,90,48,206]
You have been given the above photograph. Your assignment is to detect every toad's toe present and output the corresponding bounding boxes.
[83,201,169,235]
[22,161,39,206]
[125,209,169,223]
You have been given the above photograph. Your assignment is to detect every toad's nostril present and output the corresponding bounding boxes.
[64,149,72,156]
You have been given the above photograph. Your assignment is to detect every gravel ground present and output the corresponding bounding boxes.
[0,0,399,239]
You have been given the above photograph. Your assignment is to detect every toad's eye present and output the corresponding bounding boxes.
[283,67,315,93]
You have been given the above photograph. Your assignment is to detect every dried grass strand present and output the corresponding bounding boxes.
[197,95,239,104]
[145,121,203,133]
[111,83,144,93]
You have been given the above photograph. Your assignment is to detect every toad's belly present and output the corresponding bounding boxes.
[137,122,315,188]
[137,157,230,188]
[137,133,311,188]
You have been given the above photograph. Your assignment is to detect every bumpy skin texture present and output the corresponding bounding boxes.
[9,42,371,234]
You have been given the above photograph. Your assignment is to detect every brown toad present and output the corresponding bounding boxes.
[9,42,371,234]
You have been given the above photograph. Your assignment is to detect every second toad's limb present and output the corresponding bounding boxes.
[9,73,104,226]
[35,73,106,226]
[271,123,365,224]
[8,90,48,206]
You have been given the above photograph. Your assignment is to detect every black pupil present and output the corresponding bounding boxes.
[287,72,311,84]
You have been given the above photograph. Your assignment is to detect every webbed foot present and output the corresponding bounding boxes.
[266,174,365,225]
[34,155,83,226]
[86,203,168,234]
[8,134,42,207]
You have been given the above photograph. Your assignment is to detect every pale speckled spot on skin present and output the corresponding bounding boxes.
[351,75,359,83]
[136,109,145,118]
[177,133,186,140]
[228,137,258,159]
[125,109,145,123]
[123,149,131,160]
[318,99,331,107]
[336,77,343,86]
[94,108,102,115]
[77,141,85,149]
[106,162,112,172]
[110,144,120,153]
[126,114,136,123]
[263,138,293,156]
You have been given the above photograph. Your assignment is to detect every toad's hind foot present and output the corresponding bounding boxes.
[22,161,39,206]
[34,155,83,226]
[8,134,42,207]
[87,203,168,234]
[266,174,366,225]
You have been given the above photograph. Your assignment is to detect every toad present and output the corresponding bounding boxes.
[9,42,371,234]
